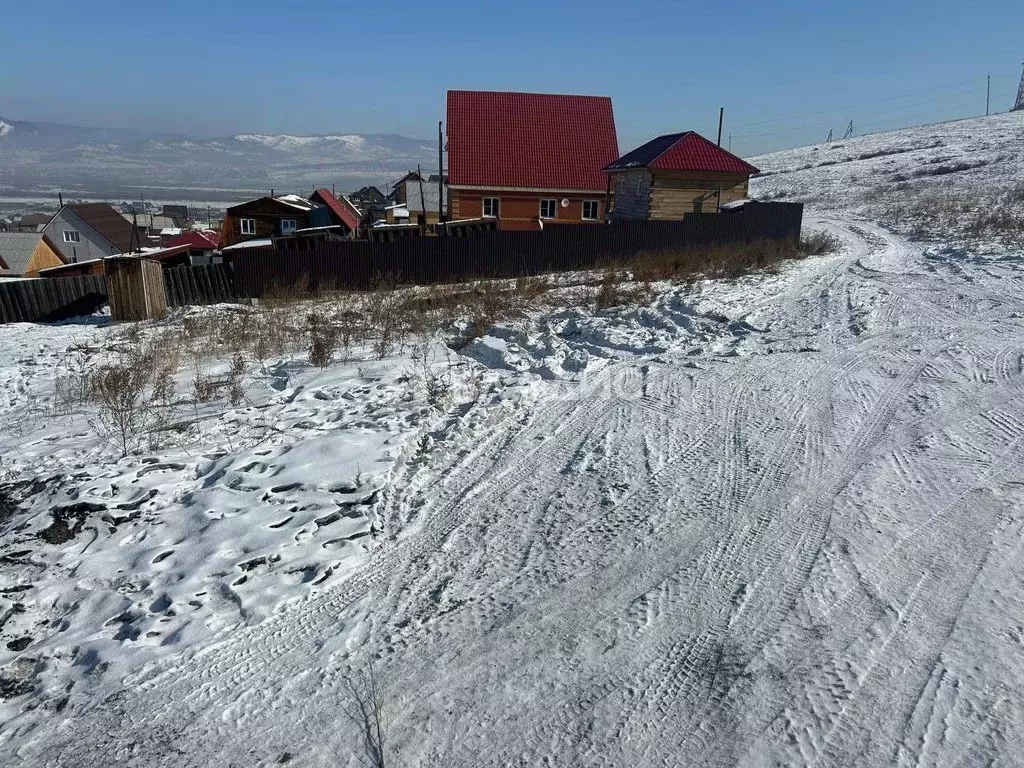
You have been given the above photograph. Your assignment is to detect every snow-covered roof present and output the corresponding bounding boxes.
[293,225,343,233]
[273,194,318,212]
[719,199,752,211]
[221,238,273,250]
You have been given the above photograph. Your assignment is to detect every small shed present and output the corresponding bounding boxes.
[605,132,759,220]
[106,257,167,322]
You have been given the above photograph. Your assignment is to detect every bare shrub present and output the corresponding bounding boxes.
[406,343,454,410]
[800,231,842,256]
[514,274,551,303]
[596,268,625,309]
[53,349,94,415]
[192,370,219,403]
[363,275,406,359]
[89,357,153,458]
[342,662,391,768]
[227,353,247,406]
[306,309,339,369]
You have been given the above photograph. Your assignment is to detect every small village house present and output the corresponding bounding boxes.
[43,203,143,262]
[12,213,52,233]
[308,188,362,237]
[221,194,320,248]
[604,132,759,220]
[165,230,222,264]
[348,186,388,224]
[446,90,619,230]
[0,232,67,277]
[405,181,448,227]
[388,171,424,205]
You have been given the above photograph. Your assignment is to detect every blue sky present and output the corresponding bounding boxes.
[1,0,1022,154]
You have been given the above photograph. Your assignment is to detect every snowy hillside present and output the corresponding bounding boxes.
[752,110,1024,251]
[0,117,436,200]
[3,114,1024,766]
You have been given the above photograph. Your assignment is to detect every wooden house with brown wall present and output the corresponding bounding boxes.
[604,132,759,220]
[221,194,319,248]
[446,90,619,230]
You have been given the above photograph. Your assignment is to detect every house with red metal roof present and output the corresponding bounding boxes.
[165,230,222,264]
[446,90,619,230]
[309,188,362,236]
[604,132,759,220]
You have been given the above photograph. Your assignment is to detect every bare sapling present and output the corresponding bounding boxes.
[341,661,391,768]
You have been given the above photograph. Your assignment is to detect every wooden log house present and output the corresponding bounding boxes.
[604,132,759,220]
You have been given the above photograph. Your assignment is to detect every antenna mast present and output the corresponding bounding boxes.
[1014,62,1024,112]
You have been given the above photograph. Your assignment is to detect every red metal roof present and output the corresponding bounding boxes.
[605,132,759,175]
[447,90,619,192]
[311,188,362,231]
[166,230,221,250]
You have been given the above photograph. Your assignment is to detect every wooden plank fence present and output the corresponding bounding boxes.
[0,275,107,324]
[232,202,804,298]
[163,263,236,308]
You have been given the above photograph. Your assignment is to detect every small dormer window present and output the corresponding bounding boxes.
[63,230,81,243]
[281,219,297,235]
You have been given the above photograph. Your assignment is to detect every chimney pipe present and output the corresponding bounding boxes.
[58,192,64,207]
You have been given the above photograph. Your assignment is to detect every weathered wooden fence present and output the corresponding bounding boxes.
[232,202,803,298]
[0,275,107,324]
[163,264,236,308]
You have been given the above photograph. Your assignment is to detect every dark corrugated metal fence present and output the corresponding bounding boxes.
[232,202,803,298]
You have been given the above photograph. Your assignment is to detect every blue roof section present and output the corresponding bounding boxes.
[604,133,689,171]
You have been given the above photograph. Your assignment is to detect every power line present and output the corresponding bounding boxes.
[729,83,988,143]
[729,75,1008,132]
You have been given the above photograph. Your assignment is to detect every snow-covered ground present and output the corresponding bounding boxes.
[752,110,1024,253]
[3,115,1024,766]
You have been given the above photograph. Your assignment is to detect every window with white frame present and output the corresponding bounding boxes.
[582,200,599,220]
[483,197,500,217]
[240,218,256,235]
[539,199,557,219]
[280,219,297,235]
[62,230,80,243]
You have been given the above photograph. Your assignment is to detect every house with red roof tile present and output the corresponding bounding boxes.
[604,132,759,220]
[446,90,619,230]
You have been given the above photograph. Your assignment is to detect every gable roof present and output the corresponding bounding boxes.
[66,203,140,252]
[16,213,52,230]
[605,132,759,175]
[310,189,362,231]
[0,232,48,274]
[351,186,386,202]
[166,229,221,250]
[447,90,619,191]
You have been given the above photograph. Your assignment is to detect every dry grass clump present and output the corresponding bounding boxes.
[626,240,800,284]
[799,231,842,256]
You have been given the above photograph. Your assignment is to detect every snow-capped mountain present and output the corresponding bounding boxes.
[0,117,437,201]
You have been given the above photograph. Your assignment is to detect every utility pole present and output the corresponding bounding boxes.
[438,121,444,224]
[717,107,724,147]
[728,133,732,152]
[1014,62,1024,112]
[416,163,426,230]
[986,73,991,116]
[826,129,833,143]
[842,120,854,140]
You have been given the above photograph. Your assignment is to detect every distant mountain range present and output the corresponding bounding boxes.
[0,117,438,203]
